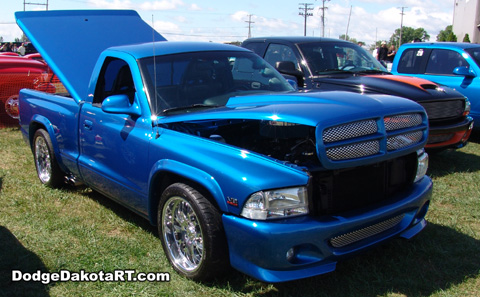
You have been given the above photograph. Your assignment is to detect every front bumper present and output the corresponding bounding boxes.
[426,116,474,149]
[222,176,432,283]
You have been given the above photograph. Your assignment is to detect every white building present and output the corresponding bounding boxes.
[453,0,480,43]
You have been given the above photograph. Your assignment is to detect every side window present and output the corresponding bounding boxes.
[242,42,265,57]
[93,58,135,105]
[264,44,300,70]
[397,48,427,74]
[425,49,468,75]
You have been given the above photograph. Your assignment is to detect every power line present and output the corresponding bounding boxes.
[399,6,407,46]
[24,0,49,11]
[299,3,314,36]
[318,0,330,37]
[245,14,255,39]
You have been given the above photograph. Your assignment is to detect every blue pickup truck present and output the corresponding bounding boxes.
[15,10,432,283]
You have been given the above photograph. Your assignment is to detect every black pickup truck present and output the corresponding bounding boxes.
[242,36,474,151]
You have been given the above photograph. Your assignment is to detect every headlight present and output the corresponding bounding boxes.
[240,187,308,220]
[414,149,429,183]
[464,98,471,116]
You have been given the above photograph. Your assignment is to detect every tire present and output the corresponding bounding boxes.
[158,183,229,281]
[32,129,64,188]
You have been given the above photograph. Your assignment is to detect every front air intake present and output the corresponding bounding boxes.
[329,214,405,248]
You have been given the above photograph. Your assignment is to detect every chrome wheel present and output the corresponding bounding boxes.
[35,135,52,184]
[162,196,204,273]
[32,129,64,188]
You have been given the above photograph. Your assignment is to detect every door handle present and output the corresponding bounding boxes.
[83,120,93,130]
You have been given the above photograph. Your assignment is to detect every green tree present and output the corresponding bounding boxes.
[437,25,454,41]
[463,33,471,42]
[389,26,430,45]
[446,32,457,41]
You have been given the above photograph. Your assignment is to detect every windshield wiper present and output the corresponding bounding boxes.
[314,69,353,75]
[163,104,220,115]
[355,69,390,75]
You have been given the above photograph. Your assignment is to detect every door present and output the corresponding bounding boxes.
[78,57,151,214]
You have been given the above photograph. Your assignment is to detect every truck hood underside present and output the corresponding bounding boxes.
[15,10,166,102]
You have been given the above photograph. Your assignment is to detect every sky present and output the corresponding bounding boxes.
[0,0,456,46]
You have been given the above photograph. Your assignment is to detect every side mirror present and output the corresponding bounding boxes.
[102,94,141,116]
[276,61,303,77]
[453,66,476,77]
[275,61,305,88]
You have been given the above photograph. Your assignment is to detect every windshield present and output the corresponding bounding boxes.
[465,47,480,68]
[139,51,294,116]
[297,42,387,75]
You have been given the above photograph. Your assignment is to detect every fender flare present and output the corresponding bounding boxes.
[147,159,228,223]
[28,114,66,173]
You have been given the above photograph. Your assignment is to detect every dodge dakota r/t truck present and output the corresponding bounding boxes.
[16,10,432,283]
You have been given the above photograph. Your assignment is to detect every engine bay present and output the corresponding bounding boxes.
[166,119,320,167]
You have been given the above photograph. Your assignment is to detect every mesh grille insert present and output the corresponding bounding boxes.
[326,141,380,160]
[387,131,423,151]
[323,120,377,143]
[384,114,422,131]
[329,214,405,248]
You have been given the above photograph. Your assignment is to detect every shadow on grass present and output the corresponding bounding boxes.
[74,188,480,296]
[428,148,480,178]
[219,222,480,297]
[0,226,51,297]
[77,188,158,236]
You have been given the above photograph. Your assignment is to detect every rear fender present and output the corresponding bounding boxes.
[28,114,65,172]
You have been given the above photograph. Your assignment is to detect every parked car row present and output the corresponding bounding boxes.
[5,8,477,283]
[241,37,474,151]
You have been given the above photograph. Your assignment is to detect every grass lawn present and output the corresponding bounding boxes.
[1,127,479,297]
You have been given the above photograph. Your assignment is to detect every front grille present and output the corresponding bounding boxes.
[420,100,464,120]
[311,152,417,215]
[384,114,423,130]
[387,131,423,151]
[326,140,379,160]
[321,113,425,162]
[329,214,405,248]
[323,120,377,143]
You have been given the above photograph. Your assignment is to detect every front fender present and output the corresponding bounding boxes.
[147,159,228,222]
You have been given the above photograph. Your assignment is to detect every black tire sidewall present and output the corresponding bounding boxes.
[32,129,64,188]
[157,182,228,281]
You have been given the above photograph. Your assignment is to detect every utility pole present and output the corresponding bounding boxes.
[399,6,407,46]
[318,0,330,37]
[299,3,313,36]
[345,5,352,41]
[24,0,48,11]
[245,14,255,39]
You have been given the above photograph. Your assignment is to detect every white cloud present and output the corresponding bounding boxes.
[154,20,181,32]
[189,4,202,11]
[231,11,249,22]
[140,0,184,11]
[87,0,134,9]
[0,24,23,42]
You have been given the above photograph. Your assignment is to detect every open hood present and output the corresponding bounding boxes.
[15,10,166,102]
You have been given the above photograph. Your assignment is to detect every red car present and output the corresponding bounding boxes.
[0,55,50,127]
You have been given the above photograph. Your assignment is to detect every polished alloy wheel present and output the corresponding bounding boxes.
[162,196,204,273]
[35,135,52,184]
